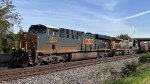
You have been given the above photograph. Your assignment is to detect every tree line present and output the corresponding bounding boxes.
[0,0,22,53]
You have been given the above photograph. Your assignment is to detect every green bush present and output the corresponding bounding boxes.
[106,65,150,84]
[122,61,139,77]
[139,52,150,64]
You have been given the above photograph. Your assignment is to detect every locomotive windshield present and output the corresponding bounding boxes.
[29,25,47,34]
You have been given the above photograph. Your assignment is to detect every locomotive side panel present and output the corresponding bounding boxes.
[95,34,111,51]
[81,33,96,51]
[55,29,82,53]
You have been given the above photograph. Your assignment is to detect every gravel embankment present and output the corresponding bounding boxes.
[1,56,139,84]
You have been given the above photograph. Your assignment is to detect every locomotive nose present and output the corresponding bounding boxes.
[20,32,37,51]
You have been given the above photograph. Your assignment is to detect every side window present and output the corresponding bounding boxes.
[52,31,55,35]
[53,30,58,36]
[49,29,51,35]
[76,32,78,39]
[60,30,61,37]
[78,32,82,39]
[66,30,69,38]
[75,31,78,39]
[71,30,74,39]
[79,33,81,36]
[60,29,65,38]
[49,29,58,36]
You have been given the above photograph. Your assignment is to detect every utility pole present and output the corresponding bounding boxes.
[134,26,136,39]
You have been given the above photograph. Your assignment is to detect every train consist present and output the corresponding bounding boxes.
[10,24,140,67]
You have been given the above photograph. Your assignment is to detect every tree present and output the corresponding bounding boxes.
[117,34,131,40]
[0,0,22,53]
[0,0,22,30]
[2,28,24,53]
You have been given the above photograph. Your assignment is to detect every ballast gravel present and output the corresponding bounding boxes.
[1,57,139,84]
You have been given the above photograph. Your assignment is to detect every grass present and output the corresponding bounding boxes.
[105,53,150,84]
[107,64,150,84]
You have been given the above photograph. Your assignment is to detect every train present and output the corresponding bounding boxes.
[9,24,140,67]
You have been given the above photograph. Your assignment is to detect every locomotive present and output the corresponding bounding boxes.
[140,41,150,52]
[9,24,139,67]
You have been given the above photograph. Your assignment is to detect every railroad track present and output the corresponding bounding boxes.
[0,54,140,82]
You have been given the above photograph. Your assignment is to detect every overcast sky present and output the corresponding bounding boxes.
[13,0,150,38]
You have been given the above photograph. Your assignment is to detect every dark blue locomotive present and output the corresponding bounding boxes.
[10,24,139,67]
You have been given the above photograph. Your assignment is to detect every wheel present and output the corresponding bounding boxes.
[63,54,72,62]
[97,52,101,58]
[100,52,105,58]
[22,60,29,67]
[36,59,43,66]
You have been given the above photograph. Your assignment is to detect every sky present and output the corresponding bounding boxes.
[12,0,150,38]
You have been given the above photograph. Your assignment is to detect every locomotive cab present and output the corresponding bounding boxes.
[10,24,52,67]
[28,25,60,64]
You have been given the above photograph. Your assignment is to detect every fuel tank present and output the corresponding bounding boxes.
[71,52,97,61]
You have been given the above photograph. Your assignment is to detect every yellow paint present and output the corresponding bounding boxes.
[50,37,58,43]
[116,49,124,51]
[36,49,79,54]
[43,25,58,29]
[84,38,94,45]
[111,40,116,49]
[57,49,80,53]
[36,50,44,52]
